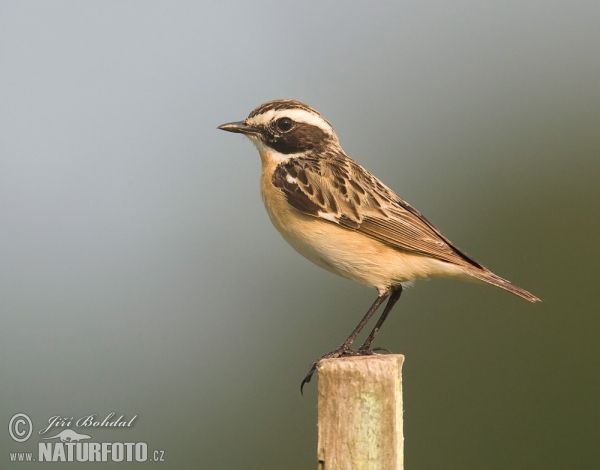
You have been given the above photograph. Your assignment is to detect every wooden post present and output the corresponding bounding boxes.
[317,355,404,470]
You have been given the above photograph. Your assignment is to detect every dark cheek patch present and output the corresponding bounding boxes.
[268,123,329,154]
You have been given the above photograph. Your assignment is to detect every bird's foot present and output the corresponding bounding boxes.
[300,346,387,394]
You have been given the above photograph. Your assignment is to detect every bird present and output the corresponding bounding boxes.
[218,99,539,392]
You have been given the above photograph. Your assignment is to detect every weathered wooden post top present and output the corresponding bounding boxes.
[317,355,405,470]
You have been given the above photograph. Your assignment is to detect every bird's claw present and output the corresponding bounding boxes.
[300,363,318,394]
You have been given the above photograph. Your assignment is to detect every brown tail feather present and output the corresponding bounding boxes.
[466,269,540,302]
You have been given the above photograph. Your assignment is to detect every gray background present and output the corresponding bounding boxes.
[1,1,599,468]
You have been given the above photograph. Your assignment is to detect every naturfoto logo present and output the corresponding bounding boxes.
[8,412,166,463]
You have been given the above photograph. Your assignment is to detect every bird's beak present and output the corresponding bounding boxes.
[217,120,260,136]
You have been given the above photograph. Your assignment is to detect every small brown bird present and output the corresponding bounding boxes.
[218,99,539,391]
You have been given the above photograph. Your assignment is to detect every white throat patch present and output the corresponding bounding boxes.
[249,137,300,163]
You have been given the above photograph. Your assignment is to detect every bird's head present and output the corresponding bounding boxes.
[218,99,340,160]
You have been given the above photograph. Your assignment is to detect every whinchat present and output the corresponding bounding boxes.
[218,99,539,391]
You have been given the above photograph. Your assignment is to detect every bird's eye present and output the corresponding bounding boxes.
[276,117,294,132]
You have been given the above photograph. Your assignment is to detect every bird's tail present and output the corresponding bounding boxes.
[465,269,540,303]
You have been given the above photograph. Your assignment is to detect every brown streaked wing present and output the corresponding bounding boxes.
[272,154,484,269]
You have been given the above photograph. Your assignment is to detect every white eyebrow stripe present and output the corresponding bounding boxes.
[247,108,334,135]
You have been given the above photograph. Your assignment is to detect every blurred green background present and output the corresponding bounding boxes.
[1,1,599,469]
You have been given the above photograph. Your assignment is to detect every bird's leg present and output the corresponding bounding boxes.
[300,290,390,393]
[359,285,403,351]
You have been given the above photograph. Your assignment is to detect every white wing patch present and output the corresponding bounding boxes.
[318,211,339,224]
